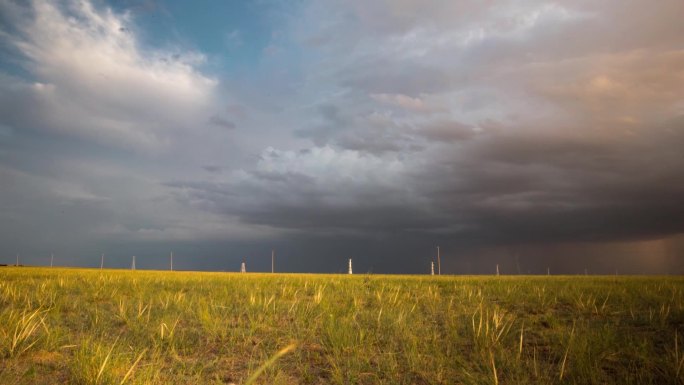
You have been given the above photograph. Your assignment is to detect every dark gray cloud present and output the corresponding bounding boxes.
[202,165,222,173]
[168,118,684,244]
[209,115,236,130]
[416,120,477,143]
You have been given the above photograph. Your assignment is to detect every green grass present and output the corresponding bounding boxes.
[1,267,683,384]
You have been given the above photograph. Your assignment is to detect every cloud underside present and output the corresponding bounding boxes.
[0,0,683,269]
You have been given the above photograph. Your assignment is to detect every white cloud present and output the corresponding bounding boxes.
[0,0,217,151]
[255,145,407,188]
[370,93,436,113]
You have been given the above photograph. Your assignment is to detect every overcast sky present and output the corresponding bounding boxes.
[1,0,683,274]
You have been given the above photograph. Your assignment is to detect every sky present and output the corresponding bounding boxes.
[0,0,683,274]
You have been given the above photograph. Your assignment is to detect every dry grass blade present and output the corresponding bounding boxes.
[244,343,297,385]
[9,308,46,357]
[119,348,147,385]
[518,322,524,360]
[559,322,576,380]
[675,330,684,378]
[97,336,120,384]
[490,350,498,385]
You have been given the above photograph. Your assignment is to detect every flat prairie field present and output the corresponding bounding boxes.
[1,268,683,385]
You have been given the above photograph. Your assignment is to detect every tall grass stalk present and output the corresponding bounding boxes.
[244,343,297,385]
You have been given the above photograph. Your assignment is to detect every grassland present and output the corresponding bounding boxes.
[1,268,683,384]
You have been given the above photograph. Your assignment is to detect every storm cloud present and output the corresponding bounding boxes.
[1,0,683,273]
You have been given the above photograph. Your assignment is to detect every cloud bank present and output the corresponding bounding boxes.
[0,0,683,273]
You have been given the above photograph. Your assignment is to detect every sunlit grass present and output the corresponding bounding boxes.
[0,267,683,384]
